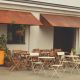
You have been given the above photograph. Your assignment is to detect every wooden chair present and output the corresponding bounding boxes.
[49,52,64,77]
[7,50,21,71]
[29,52,43,73]
[19,51,30,70]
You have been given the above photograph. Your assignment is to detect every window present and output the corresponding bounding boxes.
[7,24,25,44]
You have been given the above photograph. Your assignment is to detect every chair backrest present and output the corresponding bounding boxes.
[32,49,40,53]
[12,50,22,54]
[57,51,65,60]
[29,53,39,62]
[7,50,12,62]
[54,48,62,52]
[29,52,39,57]
[57,52,65,56]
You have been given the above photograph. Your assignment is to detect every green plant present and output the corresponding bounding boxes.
[0,34,8,56]
[71,48,76,55]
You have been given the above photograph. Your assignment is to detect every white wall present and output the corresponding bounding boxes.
[29,26,53,52]
[37,27,53,49]
[76,28,80,54]
[7,26,29,51]
[29,12,53,52]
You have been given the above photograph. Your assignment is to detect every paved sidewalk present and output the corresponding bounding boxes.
[0,67,80,80]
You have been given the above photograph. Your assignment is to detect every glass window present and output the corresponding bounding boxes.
[7,24,25,44]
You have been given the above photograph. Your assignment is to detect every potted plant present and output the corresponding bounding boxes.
[71,48,76,55]
[0,34,8,65]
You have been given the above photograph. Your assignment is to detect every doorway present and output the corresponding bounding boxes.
[54,27,76,52]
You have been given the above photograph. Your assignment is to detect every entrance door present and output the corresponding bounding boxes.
[54,27,76,52]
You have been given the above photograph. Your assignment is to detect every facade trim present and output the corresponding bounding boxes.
[9,0,80,10]
[0,1,80,16]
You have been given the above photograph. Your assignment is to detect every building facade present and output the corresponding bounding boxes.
[0,0,80,53]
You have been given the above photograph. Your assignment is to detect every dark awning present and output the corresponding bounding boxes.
[0,10,42,25]
[40,14,80,28]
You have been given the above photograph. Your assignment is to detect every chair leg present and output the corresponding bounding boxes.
[50,66,63,79]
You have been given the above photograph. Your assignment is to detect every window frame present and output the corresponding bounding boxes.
[7,24,26,44]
